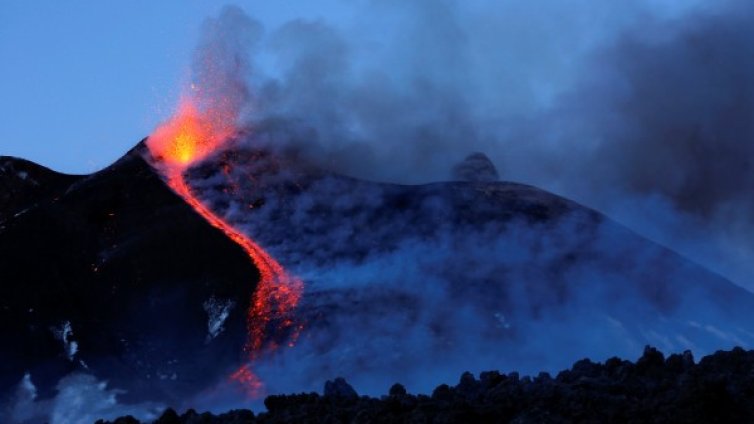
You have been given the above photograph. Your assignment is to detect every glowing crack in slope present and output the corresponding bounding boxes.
[146,96,303,397]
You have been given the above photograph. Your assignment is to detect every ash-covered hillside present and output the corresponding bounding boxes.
[1,140,754,422]
[184,144,754,398]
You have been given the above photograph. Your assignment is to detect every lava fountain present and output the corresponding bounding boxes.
[146,94,304,397]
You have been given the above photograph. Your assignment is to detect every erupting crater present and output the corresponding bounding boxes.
[145,95,303,397]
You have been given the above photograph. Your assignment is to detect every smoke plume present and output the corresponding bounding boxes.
[191,1,754,290]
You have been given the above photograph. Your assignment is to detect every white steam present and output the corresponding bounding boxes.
[2,373,163,424]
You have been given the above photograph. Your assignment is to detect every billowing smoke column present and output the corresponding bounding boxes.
[151,0,746,293]
[145,7,303,396]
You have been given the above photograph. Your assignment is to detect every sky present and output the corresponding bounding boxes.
[0,0,349,173]
[0,0,703,174]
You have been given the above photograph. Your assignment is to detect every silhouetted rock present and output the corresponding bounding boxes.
[102,346,754,423]
[103,416,140,424]
[0,156,80,223]
[637,345,666,374]
[456,371,480,398]
[153,408,180,424]
[388,383,406,396]
[324,377,358,399]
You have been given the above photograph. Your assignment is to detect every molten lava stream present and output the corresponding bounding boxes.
[167,172,304,350]
[147,98,303,397]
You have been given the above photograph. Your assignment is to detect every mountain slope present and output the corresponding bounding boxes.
[0,156,81,223]
[1,140,753,411]
[0,144,255,404]
[185,146,754,397]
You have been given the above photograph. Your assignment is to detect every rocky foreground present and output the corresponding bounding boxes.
[101,346,754,423]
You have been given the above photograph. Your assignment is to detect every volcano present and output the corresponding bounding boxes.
[1,140,754,416]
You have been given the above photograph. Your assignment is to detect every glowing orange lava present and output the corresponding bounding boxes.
[147,96,303,397]
[148,98,235,166]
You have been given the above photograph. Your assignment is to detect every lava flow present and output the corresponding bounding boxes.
[146,95,303,397]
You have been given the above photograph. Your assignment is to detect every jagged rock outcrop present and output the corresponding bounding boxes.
[101,346,754,423]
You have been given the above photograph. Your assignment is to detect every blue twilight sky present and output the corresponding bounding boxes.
[0,0,707,174]
[0,0,350,173]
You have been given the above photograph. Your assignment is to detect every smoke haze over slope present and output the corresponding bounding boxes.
[179,145,754,409]
[186,1,754,290]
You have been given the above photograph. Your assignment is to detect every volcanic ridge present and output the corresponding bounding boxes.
[2,139,754,421]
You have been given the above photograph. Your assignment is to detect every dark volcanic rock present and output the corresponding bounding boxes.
[388,383,407,396]
[324,377,358,399]
[0,142,257,403]
[0,156,81,223]
[102,346,754,423]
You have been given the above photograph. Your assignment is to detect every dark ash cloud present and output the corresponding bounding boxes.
[537,1,754,286]
[208,0,754,289]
